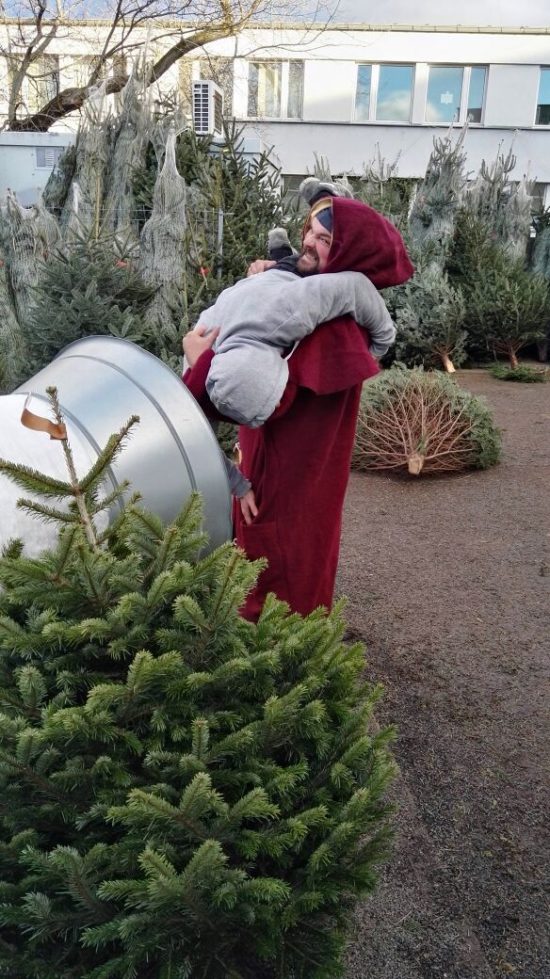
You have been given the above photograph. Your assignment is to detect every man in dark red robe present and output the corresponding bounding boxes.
[184,195,413,621]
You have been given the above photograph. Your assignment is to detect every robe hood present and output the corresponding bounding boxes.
[317,197,414,289]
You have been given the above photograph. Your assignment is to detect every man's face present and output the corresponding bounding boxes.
[296,215,333,275]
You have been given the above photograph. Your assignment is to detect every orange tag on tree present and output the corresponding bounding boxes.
[21,398,67,440]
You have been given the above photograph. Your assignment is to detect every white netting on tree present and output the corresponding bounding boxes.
[139,128,188,337]
[0,193,63,389]
[464,146,534,258]
[1,192,56,324]
[0,254,24,393]
[103,65,153,241]
[408,126,468,256]
[62,81,111,237]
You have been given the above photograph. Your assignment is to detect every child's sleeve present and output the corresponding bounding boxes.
[222,455,251,499]
[281,272,396,358]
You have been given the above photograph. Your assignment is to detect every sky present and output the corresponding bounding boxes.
[328,0,550,28]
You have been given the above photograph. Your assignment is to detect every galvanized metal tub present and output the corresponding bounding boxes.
[1,336,231,554]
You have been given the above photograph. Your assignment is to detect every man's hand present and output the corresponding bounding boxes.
[182,324,220,367]
[239,488,258,526]
[247,259,277,277]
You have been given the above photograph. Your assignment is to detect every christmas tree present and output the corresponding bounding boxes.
[408,128,467,255]
[10,231,156,387]
[0,390,395,978]
[353,368,501,476]
[394,262,467,372]
[463,147,533,260]
[134,124,291,301]
[458,227,549,367]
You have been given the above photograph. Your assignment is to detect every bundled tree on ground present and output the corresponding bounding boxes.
[0,389,395,979]
[353,368,501,477]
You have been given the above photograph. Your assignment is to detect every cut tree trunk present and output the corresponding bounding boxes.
[439,352,456,373]
[407,452,425,476]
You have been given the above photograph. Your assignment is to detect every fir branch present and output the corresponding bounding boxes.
[16,499,81,525]
[79,417,140,493]
[0,458,71,499]
[46,388,99,550]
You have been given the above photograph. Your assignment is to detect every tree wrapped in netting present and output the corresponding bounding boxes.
[102,67,153,240]
[62,81,111,238]
[528,207,550,361]
[139,128,189,361]
[462,146,533,260]
[0,252,24,394]
[0,390,395,979]
[0,194,63,390]
[0,191,60,327]
[353,368,501,476]
[133,123,295,319]
[408,127,468,254]
[394,262,467,372]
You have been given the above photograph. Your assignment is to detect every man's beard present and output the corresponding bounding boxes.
[296,248,320,276]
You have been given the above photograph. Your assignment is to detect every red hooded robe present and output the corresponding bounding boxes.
[184,197,414,620]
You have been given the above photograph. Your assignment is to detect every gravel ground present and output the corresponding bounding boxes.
[337,370,549,979]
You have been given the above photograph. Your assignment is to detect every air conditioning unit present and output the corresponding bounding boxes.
[192,79,224,136]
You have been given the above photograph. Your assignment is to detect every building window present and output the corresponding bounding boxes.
[247,61,303,119]
[354,64,414,122]
[288,61,304,119]
[27,55,59,112]
[8,55,60,113]
[426,65,487,125]
[36,146,66,169]
[355,65,372,121]
[536,68,550,124]
[376,64,414,121]
[426,66,463,123]
[468,67,486,123]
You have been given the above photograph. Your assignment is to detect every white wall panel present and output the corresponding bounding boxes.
[237,120,550,182]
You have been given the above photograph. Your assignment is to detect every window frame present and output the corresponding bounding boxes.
[354,63,415,124]
[354,62,488,126]
[535,67,550,126]
[424,64,487,126]
[246,59,304,120]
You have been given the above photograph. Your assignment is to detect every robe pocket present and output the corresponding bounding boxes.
[238,520,288,597]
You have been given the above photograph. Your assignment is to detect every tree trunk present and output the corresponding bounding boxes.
[440,352,456,373]
[407,452,425,476]
[509,349,519,369]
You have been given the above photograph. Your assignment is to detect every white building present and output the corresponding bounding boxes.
[2,2,550,203]
[192,2,550,203]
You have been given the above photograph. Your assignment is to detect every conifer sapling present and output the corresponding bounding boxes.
[0,390,395,979]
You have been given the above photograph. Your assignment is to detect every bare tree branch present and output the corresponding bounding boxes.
[1,0,333,131]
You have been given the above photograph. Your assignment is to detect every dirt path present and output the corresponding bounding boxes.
[338,370,549,979]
